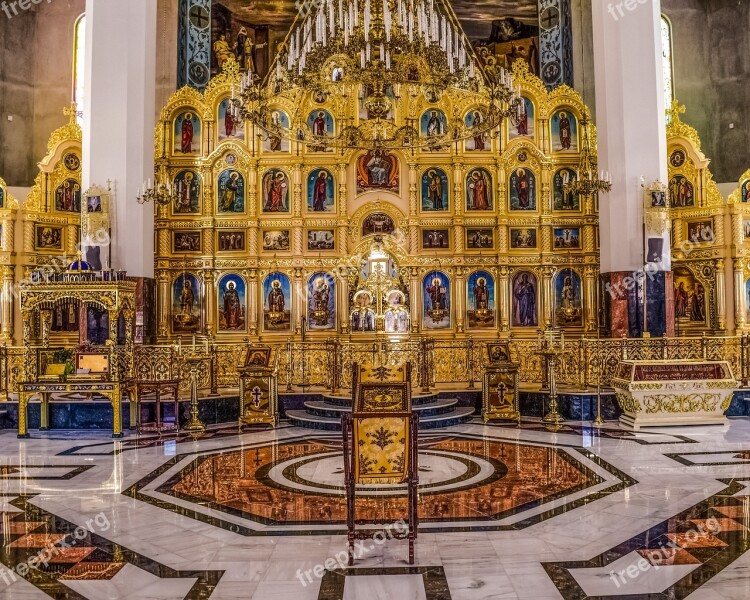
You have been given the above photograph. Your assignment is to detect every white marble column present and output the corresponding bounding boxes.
[592,0,670,336]
[82,0,156,278]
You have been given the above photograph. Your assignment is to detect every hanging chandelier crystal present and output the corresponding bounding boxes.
[563,114,612,197]
[230,0,523,151]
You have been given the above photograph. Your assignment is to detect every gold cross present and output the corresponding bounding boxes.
[666,100,685,124]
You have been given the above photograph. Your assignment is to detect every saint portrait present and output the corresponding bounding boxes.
[263,273,292,332]
[509,167,536,211]
[555,271,583,327]
[351,290,376,332]
[218,170,245,212]
[421,109,448,138]
[262,230,290,251]
[35,225,63,250]
[510,229,537,249]
[421,168,449,211]
[218,231,245,252]
[742,180,750,203]
[307,229,335,251]
[263,110,290,152]
[553,168,579,210]
[465,109,488,151]
[466,168,493,211]
[554,228,581,249]
[550,109,578,152]
[306,109,334,152]
[423,272,451,329]
[384,290,409,333]
[669,175,694,207]
[356,150,399,193]
[307,168,335,212]
[173,170,201,214]
[307,272,336,330]
[218,98,244,141]
[510,97,535,139]
[686,220,714,243]
[674,269,706,324]
[512,271,538,327]
[466,270,495,328]
[466,229,494,249]
[55,179,81,212]
[174,111,200,154]
[218,274,246,331]
[262,169,290,213]
[172,273,201,333]
[421,229,450,249]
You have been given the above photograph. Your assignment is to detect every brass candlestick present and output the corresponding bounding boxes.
[183,354,206,432]
[593,381,604,427]
[535,329,565,428]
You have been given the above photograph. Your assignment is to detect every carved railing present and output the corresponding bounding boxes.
[0,334,747,396]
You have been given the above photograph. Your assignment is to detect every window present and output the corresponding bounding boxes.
[73,14,86,125]
[661,15,674,115]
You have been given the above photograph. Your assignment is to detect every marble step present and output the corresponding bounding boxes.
[304,398,459,419]
[321,392,440,407]
[286,405,475,431]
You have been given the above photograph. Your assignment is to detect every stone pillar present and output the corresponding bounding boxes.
[82,0,156,279]
[592,0,670,337]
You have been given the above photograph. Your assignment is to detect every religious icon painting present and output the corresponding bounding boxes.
[173,231,202,253]
[362,213,396,236]
[218,274,246,332]
[263,273,292,332]
[423,272,451,330]
[550,109,578,152]
[306,110,334,152]
[510,97,535,139]
[742,180,750,203]
[466,229,494,250]
[686,219,714,244]
[218,98,244,141]
[262,110,290,152]
[63,152,80,171]
[307,168,335,212]
[35,225,63,250]
[553,168,580,210]
[553,228,581,249]
[466,270,495,329]
[465,168,493,211]
[384,289,410,333]
[172,272,201,334]
[555,270,583,327]
[217,230,245,252]
[669,175,694,207]
[307,229,335,251]
[85,307,110,345]
[509,228,537,249]
[174,111,201,154]
[464,109,488,151]
[55,179,81,212]
[173,170,201,214]
[356,150,399,194]
[743,219,750,241]
[262,229,290,251]
[0,186,4,208]
[307,272,336,330]
[421,168,449,212]
[218,169,245,213]
[420,109,448,138]
[512,271,538,327]
[261,169,290,213]
[421,228,450,250]
[509,167,536,211]
[669,149,686,168]
[673,268,706,324]
[351,290,376,332]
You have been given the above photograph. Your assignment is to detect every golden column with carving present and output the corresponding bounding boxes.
[337,162,349,255]
[715,259,726,331]
[733,258,746,329]
[455,267,465,333]
[541,265,555,327]
[1,266,14,341]
[498,266,511,332]
[583,265,597,331]
[203,269,216,337]
[409,267,420,332]
[156,269,170,337]
[247,268,258,336]
[453,162,464,252]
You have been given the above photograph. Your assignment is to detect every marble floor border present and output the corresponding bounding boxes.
[0,464,93,480]
[664,450,750,467]
[318,566,452,600]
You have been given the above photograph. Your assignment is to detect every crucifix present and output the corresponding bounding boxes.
[251,386,263,408]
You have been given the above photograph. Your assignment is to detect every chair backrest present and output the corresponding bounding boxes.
[347,362,414,485]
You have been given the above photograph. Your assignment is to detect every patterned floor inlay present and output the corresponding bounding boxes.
[0,464,93,479]
[666,449,750,466]
[0,495,223,599]
[318,566,451,600]
[125,433,634,535]
[542,478,750,599]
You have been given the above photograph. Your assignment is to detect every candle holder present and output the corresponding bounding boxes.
[535,328,565,427]
[183,353,206,432]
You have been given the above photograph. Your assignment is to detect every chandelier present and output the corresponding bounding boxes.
[230,0,522,152]
[563,114,612,197]
[136,175,177,206]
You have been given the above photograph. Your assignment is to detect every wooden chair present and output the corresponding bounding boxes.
[133,347,180,434]
[342,362,418,565]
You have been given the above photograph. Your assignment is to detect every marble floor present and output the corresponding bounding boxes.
[1,418,750,599]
